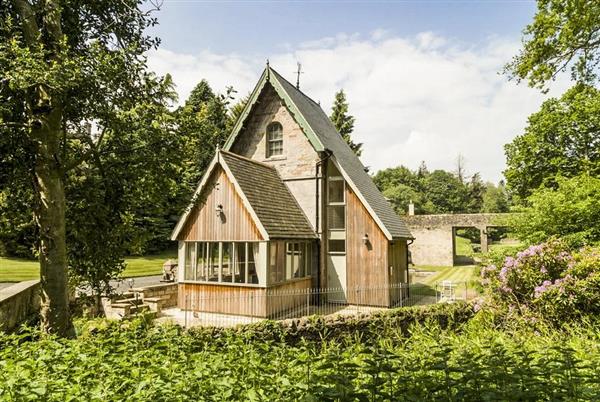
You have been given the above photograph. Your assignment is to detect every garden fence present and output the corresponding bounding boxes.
[176,280,474,328]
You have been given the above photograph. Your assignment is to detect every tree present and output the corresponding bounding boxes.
[0,0,168,336]
[482,182,510,213]
[506,0,600,90]
[330,89,362,156]
[174,81,233,205]
[509,175,600,246]
[227,92,249,132]
[504,84,600,200]
[466,173,486,213]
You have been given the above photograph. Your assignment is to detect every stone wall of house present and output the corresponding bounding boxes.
[0,280,40,332]
[231,84,319,229]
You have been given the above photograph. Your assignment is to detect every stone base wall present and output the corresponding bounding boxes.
[0,280,40,332]
[409,228,455,267]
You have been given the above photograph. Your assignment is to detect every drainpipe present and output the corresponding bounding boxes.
[315,150,332,291]
[406,238,414,298]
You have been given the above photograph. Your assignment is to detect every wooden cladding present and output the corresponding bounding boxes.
[179,278,311,318]
[179,167,263,242]
[345,186,390,307]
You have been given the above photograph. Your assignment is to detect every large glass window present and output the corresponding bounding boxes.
[327,161,346,253]
[184,241,260,285]
[266,122,283,157]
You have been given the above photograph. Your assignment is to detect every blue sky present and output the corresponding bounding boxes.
[147,1,567,183]
[152,1,536,54]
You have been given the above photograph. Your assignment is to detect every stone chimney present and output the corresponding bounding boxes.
[408,201,415,216]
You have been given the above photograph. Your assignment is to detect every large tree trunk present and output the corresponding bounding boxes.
[32,97,75,338]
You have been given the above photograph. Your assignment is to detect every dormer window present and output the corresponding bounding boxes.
[266,122,283,158]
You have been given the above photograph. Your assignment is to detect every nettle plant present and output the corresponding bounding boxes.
[481,239,600,323]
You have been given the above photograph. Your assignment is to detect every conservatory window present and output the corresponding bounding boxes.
[184,241,259,285]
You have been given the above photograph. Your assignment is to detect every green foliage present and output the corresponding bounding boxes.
[505,0,600,89]
[482,181,510,213]
[330,89,362,156]
[509,175,600,246]
[373,162,507,215]
[504,84,600,200]
[2,305,600,400]
[174,80,233,209]
[481,239,600,324]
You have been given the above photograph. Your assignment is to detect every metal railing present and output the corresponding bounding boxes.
[172,281,474,328]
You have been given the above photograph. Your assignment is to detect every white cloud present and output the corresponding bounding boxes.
[147,33,569,183]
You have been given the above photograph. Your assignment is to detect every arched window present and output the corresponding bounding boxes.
[266,122,283,157]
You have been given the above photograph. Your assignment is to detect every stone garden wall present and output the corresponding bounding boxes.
[0,280,40,332]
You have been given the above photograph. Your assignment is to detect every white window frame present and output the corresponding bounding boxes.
[266,122,283,158]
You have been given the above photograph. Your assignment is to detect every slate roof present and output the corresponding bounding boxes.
[267,68,413,239]
[219,151,316,239]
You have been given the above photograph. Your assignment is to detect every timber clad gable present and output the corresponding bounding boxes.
[178,166,263,242]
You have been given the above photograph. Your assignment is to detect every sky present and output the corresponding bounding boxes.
[146,0,570,183]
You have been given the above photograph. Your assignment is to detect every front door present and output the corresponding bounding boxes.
[327,254,347,303]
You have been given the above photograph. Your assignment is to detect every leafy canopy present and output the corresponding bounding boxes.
[509,175,600,246]
[504,84,600,200]
[506,0,600,90]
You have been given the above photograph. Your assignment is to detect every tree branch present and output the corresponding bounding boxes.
[12,0,40,46]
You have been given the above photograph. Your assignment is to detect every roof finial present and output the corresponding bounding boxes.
[295,62,303,89]
[266,59,270,79]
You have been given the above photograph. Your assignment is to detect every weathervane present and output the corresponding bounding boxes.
[295,62,303,89]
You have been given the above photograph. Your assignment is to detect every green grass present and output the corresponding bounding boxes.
[0,257,40,282]
[413,265,478,286]
[454,235,475,256]
[0,251,176,282]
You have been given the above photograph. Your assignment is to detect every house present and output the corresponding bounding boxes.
[171,66,413,317]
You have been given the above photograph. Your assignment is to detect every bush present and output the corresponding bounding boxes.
[509,175,600,247]
[481,239,600,324]
[2,311,600,400]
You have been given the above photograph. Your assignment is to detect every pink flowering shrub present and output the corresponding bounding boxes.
[480,239,600,323]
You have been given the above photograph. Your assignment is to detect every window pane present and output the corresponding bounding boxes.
[328,205,345,230]
[295,243,305,278]
[234,243,246,284]
[269,243,277,284]
[248,243,258,284]
[285,243,294,280]
[268,140,283,157]
[221,242,231,283]
[208,242,219,282]
[329,239,346,253]
[268,122,282,140]
[195,242,206,281]
[185,243,194,280]
[328,179,344,203]
[328,161,342,177]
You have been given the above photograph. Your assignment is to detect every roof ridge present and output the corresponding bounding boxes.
[268,67,324,110]
[219,149,277,170]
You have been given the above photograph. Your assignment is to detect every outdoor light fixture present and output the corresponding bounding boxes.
[362,233,369,245]
[216,204,224,217]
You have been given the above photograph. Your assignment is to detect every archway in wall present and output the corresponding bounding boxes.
[452,227,482,265]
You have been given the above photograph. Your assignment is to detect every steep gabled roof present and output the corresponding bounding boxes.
[223,66,413,240]
[171,150,316,241]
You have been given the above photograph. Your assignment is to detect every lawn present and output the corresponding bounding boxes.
[412,264,478,286]
[0,251,176,283]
